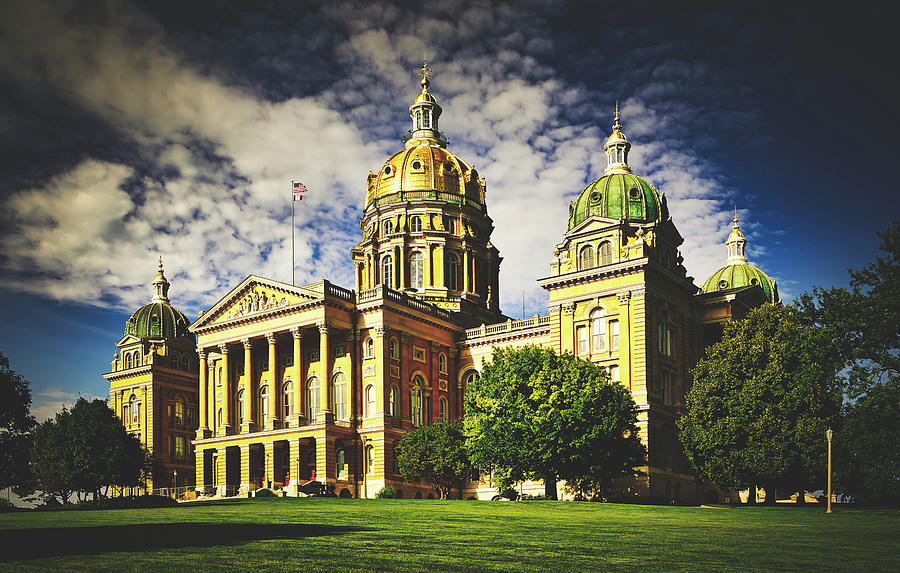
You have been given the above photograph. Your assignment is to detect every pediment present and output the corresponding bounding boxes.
[115,334,143,347]
[566,215,622,238]
[190,275,321,330]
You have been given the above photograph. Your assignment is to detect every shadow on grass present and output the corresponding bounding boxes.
[1,522,368,561]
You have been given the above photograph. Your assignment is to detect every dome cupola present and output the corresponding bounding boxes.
[125,258,191,339]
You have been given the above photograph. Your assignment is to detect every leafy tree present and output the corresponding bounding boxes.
[0,352,36,497]
[678,303,841,502]
[30,398,148,503]
[465,345,646,500]
[396,419,471,500]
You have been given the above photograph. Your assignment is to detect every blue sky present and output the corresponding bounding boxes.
[0,0,896,420]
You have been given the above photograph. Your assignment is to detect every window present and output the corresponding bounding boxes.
[410,377,424,425]
[439,353,447,374]
[175,396,185,425]
[425,394,433,426]
[382,255,393,288]
[237,389,245,426]
[333,345,345,358]
[610,320,619,350]
[447,253,459,291]
[283,381,293,418]
[217,408,222,428]
[181,355,190,371]
[660,370,670,405]
[389,338,399,359]
[410,251,424,289]
[609,365,620,382]
[336,449,347,479]
[576,325,588,356]
[423,109,431,128]
[591,309,607,353]
[446,218,457,234]
[283,355,293,368]
[658,313,672,357]
[125,353,132,369]
[306,377,319,422]
[175,435,186,459]
[388,386,398,417]
[365,338,375,358]
[308,351,320,363]
[260,359,269,372]
[129,394,138,425]
[415,111,421,129]
[259,386,268,424]
[365,384,376,418]
[410,216,422,232]
[366,445,375,475]
[580,246,595,270]
[412,346,426,362]
[439,397,447,421]
[333,373,347,421]
[384,220,393,235]
[599,241,613,266]
[170,353,179,368]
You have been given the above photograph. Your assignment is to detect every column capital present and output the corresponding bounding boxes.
[218,343,229,355]
[431,341,441,352]
[617,290,633,305]
[266,332,277,345]
[198,348,208,359]
[291,326,303,340]
[374,325,388,337]
[400,331,410,343]
[242,338,252,349]
[317,320,331,333]
[449,346,459,358]
[562,302,576,315]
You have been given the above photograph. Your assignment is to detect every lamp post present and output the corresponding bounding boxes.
[173,468,178,500]
[826,428,833,514]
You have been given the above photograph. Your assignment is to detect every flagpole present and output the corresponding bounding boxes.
[291,180,295,285]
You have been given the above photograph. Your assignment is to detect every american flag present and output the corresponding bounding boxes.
[292,181,308,201]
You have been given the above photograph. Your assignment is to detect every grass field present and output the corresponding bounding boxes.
[1,498,897,572]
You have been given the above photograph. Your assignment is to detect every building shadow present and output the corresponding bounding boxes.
[1,522,367,562]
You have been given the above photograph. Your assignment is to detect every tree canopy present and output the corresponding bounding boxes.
[30,398,149,503]
[395,419,471,500]
[0,352,37,496]
[464,345,646,499]
[678,303,841,499]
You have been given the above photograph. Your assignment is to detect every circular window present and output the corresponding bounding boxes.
[718,279,729,289]
[590,191,602,203]
[629,187,641,199]
[750,278,759,285]
[412,160,422,170]
[444,162,454,173]
[383,165,392,175]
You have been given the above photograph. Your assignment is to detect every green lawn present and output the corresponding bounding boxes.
[0,498,897,572]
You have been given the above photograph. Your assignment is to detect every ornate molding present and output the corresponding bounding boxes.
[241,338,252,350]
[317,320,331,333]
[290,326,302,340]
[218,343,229,355]
[431,341,441,352]
[548,304,561,313]
[617,291,632,305]
[265,333,277,345]
[374,325,387,337]
[197,348,208,359]
[400,331,410,343]
[562,302,576,315]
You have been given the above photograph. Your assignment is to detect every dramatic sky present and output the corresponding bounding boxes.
[1,1,896,419]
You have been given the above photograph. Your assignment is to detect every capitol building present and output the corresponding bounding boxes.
[104,67,777,503]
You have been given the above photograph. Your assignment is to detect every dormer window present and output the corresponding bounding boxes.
[410,216,422,232]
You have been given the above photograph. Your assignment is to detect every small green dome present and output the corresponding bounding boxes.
[125,302,191,339]
[701,264,779,303]
[568,172,668,231]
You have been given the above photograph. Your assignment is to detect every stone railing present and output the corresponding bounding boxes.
[356,285,452,321]
[465,314,551,339]
[324,280,355,303]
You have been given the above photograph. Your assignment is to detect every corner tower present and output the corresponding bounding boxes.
[352,61,503,327]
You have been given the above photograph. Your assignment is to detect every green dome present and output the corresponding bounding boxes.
[125,302,191,339]
[701,263,778,303]
[568,172,668,231]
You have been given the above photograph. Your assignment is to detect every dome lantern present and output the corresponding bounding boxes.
[604,102,631,175]
[407,59,445,147]
[151,255,170,303]
[725,208,748,265]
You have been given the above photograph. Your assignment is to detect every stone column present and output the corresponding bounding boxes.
[318,321,332,422]
[291,327,303,426]
[264,442,276,488]
[219,344,232,433]
[266,333,278,430]
[197,349,210,438]
[242,339,253,433]
[399,245,406,289]
[463,250,471,292]
[240,444,251,494]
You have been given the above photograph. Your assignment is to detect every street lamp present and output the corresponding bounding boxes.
[826,428,833,514]
[173,468,178,500]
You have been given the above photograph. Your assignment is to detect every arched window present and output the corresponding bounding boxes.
[129,394,138,425]
[389,338,398,359]
[447,253,459,291]
[461,370,478,415]
[446,217,457,235]
[175,395,185,425]
[591,309,607,353]
[125,353,133,369]
[237,389,245,426]
[283,381,293,418]
[217,408,223,429]
[439,353,447,374]
[170,353,179,368]
[423,109,431,128]
[388,386,398,417]
[365,338,375,358]
[383,220,393,235]
[336,448,347,479]
[365,445,375,475]
[382,255,393,289]
[365,384,376,418]
[658,312,672,357]
[580,246,595,270]
[439,397,447,421]
[599,241,613,266]
[410,216,422,233]
[410,251,424,289]
[181,355,190,371]
[410,375,424,425]
[259,386,268,425]
[332,373,347,421]
[415,111,421,129]
[306,377,319,422]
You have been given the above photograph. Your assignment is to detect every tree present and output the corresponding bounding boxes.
[396,419,471,500]
[465,346,646,500]
[30,398,148,503]
[0,352,36,498]
[678,303,842,502]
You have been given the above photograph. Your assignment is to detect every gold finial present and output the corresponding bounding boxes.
[158,255,164,271]
[419,57,432,91]
[612,100,622,132]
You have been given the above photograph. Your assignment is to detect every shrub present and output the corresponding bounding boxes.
[254,488,277,497]
[375,486,397,499]
[499,487,518,501]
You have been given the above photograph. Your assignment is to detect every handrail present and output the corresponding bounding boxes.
[465,314,550,339]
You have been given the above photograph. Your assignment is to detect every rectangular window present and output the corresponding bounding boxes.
[334,345,346,358]
[283,355,294,368]
[175,436,185,459]
[609,365,620,382]
[591,319,607,353]
[260,359,269,372]
[576,326,588,356]
[236,363,245,376]
[308,351,320,363]
[666,328,673,358]
[609,320,619,350]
